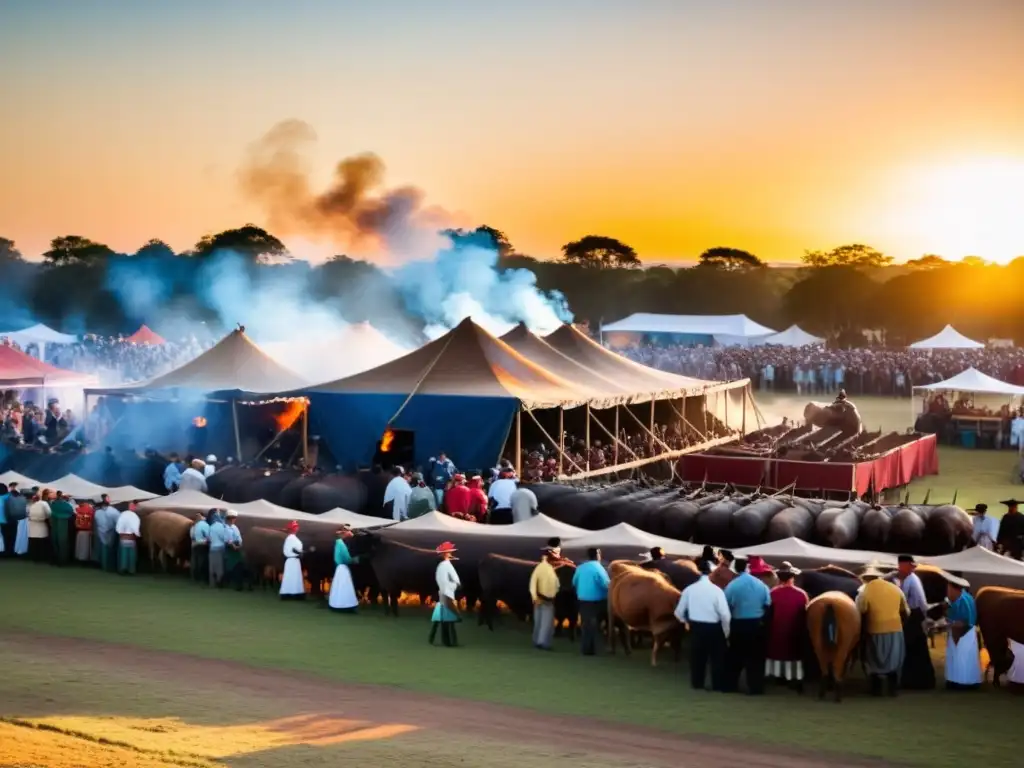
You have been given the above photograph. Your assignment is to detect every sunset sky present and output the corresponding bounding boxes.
[1,0,1022,264]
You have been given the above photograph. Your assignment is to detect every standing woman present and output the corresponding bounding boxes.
[430,541,461,647]
[280,521,306,601]
[943,572,983,691]
[73,496,95,563]
[26,490,52,563]
[327,525,359,613]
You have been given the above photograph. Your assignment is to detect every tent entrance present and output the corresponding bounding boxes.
[374,427,415,470]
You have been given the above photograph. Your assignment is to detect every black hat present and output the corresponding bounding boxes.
[969,503,988,515]
[897,555,915,564]
[1000,499,1022,507]
[720,549,734,563]
[546,537,562,549]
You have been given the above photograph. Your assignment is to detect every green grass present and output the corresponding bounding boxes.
[1,563,1021,767]
[756,393,1021,512]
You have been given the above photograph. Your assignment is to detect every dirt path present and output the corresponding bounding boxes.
[0,630,889,768]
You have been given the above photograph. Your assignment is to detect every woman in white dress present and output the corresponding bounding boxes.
[944,573,982,690]
[279,521,306,600]
[430,541,461,647]
[328,525,359,613]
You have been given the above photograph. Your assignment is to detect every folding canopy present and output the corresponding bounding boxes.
[0,323,78,346]
[125,325,166,345]
[601,313,775,347]
[913,367,1024,396]
[757,325,825,347]
[0,343,97,388]
[908,325,984,349]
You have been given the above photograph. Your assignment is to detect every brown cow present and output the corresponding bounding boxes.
[140,511,192,572]
[976,586,1024,686]
[607,561,681,667]
[806,591,862,702]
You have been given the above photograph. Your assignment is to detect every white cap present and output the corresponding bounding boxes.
[206,454,217,463]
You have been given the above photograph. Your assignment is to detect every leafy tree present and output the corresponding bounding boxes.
[560,235,640,269]
[961,255,989,267]
[191,224,289,263]
[905,253,949,269]
[0,237,24,263]
[42,235,116,266]
[442,225,515,258]
[782,265,878,338]
[697,246,764,272]
[133,238,177,260]
[801,243,893,268]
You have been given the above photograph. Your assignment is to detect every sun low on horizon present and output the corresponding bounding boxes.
[0,0,1022,265]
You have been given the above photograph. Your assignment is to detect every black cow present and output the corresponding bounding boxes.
[369,538,480,617]
[478,554,579,640]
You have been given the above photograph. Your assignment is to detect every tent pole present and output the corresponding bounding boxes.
[231,399,243,462]
[515,408,522,477]
[302,400,309,466]
[725,390,729,434]
[585,403,591,472]
[613,405,619,465]
[558,409,564,476]
[649,400,656,454]
[741,385,747,436]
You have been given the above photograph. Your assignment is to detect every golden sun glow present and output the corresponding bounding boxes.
[888,157,1024,264]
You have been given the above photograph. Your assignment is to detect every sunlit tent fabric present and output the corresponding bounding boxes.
[126,325,166,345]
[86,329,307,397]
[735,537,898,568]
[262,322,409,384]
[137,489,226,512]
[908,324,984,350]
[0,344,97,388]
[297,318,600,471]
[757,325,825,347]
[560,522,703,557]
[0,323,78,346]
[601,313,775,347]
[913,367,1024,396]
[380,510,587,539]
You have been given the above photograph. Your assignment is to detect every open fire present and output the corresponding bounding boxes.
[380,427,395,453]
[274,401,305,432]
[192,416,208,428]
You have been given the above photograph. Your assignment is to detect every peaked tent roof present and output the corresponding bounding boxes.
[914,367,1024,396]
[300,318,598,409]
[560,522,702,556]
[126,325,166,345]
[909,324,984,349]
[0,323,78,345]
[925,546,1024,577]
[601,313,775,337]
[0,343,97,387]
[318,507,397,529]
[0,470,39,487]
[503,513,588,539]
[735,536,897,567]
[87,329,308,396]
[758,325,825,347]
[104,485,160,504]
[137,489,226,512]
[544,324,731,397]
[48,474,108,499]
[263,322,409,384]
[228,499,320,522]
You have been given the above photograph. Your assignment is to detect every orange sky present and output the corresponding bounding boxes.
[1,1,1022,264]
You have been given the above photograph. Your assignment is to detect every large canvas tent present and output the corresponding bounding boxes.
[757,325,825,347]
[909,325,984,350]
[0,323,78,346]
[600,313,775,347]
[0,343,97,388]
[262,322,409,384]
[914,367,1024,396]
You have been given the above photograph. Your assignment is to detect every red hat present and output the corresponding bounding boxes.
[435,541,457,554]
[453,474,466,484]
[748,555,774,575]
[286,521,299,533]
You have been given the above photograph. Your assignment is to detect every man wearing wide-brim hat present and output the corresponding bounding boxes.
[430,541,461,647]
[529,545,561,651]
[943,571,983,690]
[856,563,910,696]
[968,503,998,551]
[886,555,935,690]
[996,499,1024,560]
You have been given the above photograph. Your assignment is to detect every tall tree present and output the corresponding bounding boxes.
[782,265,878,338]
[0,237,24,263]
[42,235,116,266]
[905,253,949,269]
[191,224,289,263]
[133,238,177,260]
[801,243,893,268]
[961,255,989,267]
[560,235,640,269]
[697,246,765,271]
[442,225,515,258]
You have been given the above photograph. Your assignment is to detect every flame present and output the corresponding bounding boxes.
[380,427,395,452]
[192,417,208,428]
[274,401,305,431]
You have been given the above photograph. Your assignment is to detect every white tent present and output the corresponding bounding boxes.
[0,471,38,487]
[601,313,775,340]
[103,485,160,504]
[383,510,482,533]
[0,323,78,346]
[503,514,588,539]
[560,522,703,557]
[48,474,108,499]
[757,325,825,347]
[318,507,396,529]
[137,489,225,512]
[735,537,897,568]
[228,499,321,522]
[913,367,1024,396]
[909,325,984,349]
[262,322,410,384]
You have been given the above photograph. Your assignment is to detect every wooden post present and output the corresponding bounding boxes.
[302,400,310,465]
[515,408,522,477]
[585,403,591,472]
[231,399,243,462]
[613,405,619,465]
[725,388,729,434]
[558,408,564,476]
[649,399,656,454]
[741,385,748,435]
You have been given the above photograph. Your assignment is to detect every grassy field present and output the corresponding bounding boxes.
[758,393,1021,512]
[1,563,1021,768]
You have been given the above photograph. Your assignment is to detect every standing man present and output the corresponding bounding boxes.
[115,502,142,575]
[279,521,305,600]
[487,468,517,525]
[429,452,457,508]
[190,512,210,583]
[223,510,248,591]
[2,483,26,557]
[48,491,75,566]
[887,555,935,690]
[943,572,982,691]
[572,547,610,656]
[969,504,999,550]
[856,565,909,696]
[997,499,1024,560]
[93,495,119,572]
[163,453,182,492]
[178,459,208,492]
[765,563,809,690]
[26,490,52,563]
[383,466,411,522]
[406,473,437,519]
[510,482,538,523]
[529,545,561,651]
[73,496,95,564]
[207,509,228,587]
[675,559,731,691]
[723,557,772,695]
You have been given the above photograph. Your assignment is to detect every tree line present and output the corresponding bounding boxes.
[1,226,1022,346]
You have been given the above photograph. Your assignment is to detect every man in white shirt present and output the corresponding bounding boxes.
[970,503,999,550]
[204,455,218,478]
[115,503,142,575]
[510,484,539,523]
[178,459,208,492]
[488,471,517,525]
[675,560,731,691]
[383,466,412,522]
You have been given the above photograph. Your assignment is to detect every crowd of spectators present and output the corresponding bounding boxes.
[620,344,1024,396]
[38,335,211,383]
[1,395,77,448]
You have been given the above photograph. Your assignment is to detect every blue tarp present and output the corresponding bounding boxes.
[308,392,517,473]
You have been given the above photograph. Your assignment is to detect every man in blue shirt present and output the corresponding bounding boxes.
[207,510,229,588]
[190,512,211,584]
[723,557,772,694]
[572,547,611,656]
[428,452,457,507]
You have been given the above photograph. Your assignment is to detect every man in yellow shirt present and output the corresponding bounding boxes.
[529,546,561,651]
[856,565,910,697]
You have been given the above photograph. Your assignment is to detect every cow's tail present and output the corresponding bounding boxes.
[821,602,838,650]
